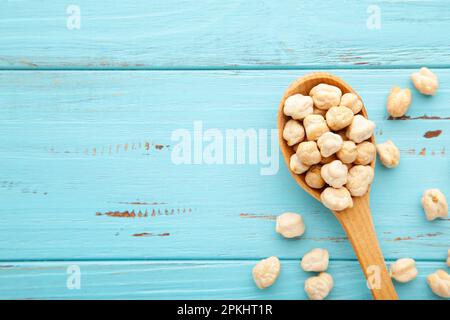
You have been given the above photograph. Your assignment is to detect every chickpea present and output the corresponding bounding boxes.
[376,140,400,168]
[421,189,448,221]
[275,212,306,238]
[301,248,329,272]
[304,272,334,300]
[303,114,330,141]
[305,165,325,189]
[389,258,418,283]
[411,67,439,96]
[297,141,322,166]
[325,106,354,131]
[340,93,363,114]
[387,87,412,118]
[252,256,281,289]
[321,160,348,188]
[317,132,343,158]
[313,107,327,117]
[320,187,353,211]
[309,84,342,110]
[427,269,450,298]
[336,141,357,164]
[290,154,310,174]
[346,115,375,144]
[354,141,376,165]
[346,165,374,197]
[283,119,305,146]
[283,93,314,120]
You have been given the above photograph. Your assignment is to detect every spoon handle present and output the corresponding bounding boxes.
[333,195,399,300]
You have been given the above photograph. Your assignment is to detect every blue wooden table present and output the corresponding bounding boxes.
[0,1,449,299]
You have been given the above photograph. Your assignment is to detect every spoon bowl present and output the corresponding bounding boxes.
[278,72,398,300]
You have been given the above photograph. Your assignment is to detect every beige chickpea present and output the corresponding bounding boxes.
[387,87,412,118]
[389,258,418,283]
[290,154,310,174]
[252,256,281,289]
[313,107,327,117]
[275,212,306,238]
[304,272,334,300]
[321,160,348,188]
[320,187,353,211]
[354,141,376,165]
[317,132,343,158]
[421,189,448,221]
[340,93,363,114]
[309,84,342,110]
[325,106,354,131]
[283,119,305,146]
[411,67,439,96]
[336,141,357,164]
[427,269,450,298]
[303,114,330,141]
[346,165,374,197]
[283,93,314,120]
[305,165,325,189]
[346,115,375,143]
[301,248,329,272]
[297,141,322,166]
[376,140,400,168]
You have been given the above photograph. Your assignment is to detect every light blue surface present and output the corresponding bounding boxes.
[0,1,449,299]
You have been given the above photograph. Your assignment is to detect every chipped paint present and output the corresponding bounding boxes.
[47,141,170,156]
[423,130,442,138]
[239,213,277,220]
[132,232,170,237]
[96,208,192,218]
[388,115,450,120]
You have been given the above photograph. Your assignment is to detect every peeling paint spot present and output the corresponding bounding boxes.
[423,130,442,138]
[419,148,426,156]
[96,208,191,218]
[388,115,450,120]
[391,232,443,241]
[133,232,170,237]
[239,213,277,220]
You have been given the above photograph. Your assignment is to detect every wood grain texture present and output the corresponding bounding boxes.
[1,0,450,69]
[0,260,447,300]
[0,69,448,263]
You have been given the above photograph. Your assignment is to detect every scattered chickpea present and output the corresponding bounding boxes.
[411,67,439,96]
[320,187,353,211]
[340,93,363,114]
[301,248,329,272]
[321,160,348,188]
[376,140,400,168]
[421,189,448,221]
[297,141,322,166]
[290,154,310,174]
[387,87,412,118]
[317,132,343,158]
[427,269,450,298]
[354,141,376,165]
[252,256,281,289]
[346,165,374,197]
[336,140,357,164]
[283,119,305,146]
[304,272,334,300]
[309,84,342,110]
[389,258,418,283]
[326,106,354,131]
[346,115,375,144]
[305,165,325,189]
[275,212,306,238]
[283,93,314,120]
[303,114,330,141]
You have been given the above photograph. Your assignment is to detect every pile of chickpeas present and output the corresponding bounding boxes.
[252,67,449,299]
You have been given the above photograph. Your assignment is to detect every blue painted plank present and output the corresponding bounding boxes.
[0,69,448,261]
[0,260,448,300]
[0,1,450,69]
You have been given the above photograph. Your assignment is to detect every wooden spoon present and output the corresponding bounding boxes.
[278,72,398,300]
